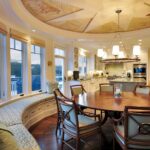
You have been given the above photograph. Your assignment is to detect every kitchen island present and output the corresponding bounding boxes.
[109,78,146,92]
[64,77,146,94]
[64,77,109,94]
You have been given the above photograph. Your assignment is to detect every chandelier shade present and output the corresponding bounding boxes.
[112,45,119,56]
[97,49,104,57]
[118,51,125,58]
[133,45,141,57]
[103,51,107,59]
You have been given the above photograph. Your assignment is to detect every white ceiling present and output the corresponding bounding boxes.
[0,0,149,50]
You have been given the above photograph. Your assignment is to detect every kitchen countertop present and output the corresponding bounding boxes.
[109,78,146,83]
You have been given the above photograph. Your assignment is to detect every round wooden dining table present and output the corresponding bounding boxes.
[74,91,150,112]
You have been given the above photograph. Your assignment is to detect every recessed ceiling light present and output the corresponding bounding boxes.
[119,41,122,44]
[138,39,142,42]
[32,29,36,32]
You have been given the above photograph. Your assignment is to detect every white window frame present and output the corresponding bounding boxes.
[78,55,87,76]
[41,47,46,92]
[31,45,45,93]
[10,38,27,97]
[0,35,46,101]
[54,48,66,91]
[54,48,65,57]
[22,43,28,95]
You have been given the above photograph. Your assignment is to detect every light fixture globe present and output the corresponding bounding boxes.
[133,45,140,58]
[112,45,119,57]
[97,49,104,58]
[118,51,125,58]
[103,51,107,59]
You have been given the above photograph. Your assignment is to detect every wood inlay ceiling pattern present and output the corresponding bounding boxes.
[22,0,150,34]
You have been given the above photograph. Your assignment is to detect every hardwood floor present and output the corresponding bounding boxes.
[29,114,122,150]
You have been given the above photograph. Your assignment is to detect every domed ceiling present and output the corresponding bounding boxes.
[21,0,150,34]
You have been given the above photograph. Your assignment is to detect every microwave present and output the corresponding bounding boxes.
[133,64,146,78]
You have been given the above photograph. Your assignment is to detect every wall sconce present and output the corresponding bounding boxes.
[48,61,52,66]
[133,45,140,58]
[112,45,119,58]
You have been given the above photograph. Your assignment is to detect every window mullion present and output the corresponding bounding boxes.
[27,43,32,94]
[22,43,28,95]
[2,34,7,99]
[31,44,43,92]
[41,47,46,91]
[6,35,11,99]
[0,34,2,99]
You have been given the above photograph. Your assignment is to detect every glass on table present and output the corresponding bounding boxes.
[114,84,122,98]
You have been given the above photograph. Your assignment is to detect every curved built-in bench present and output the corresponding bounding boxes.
[0,93,57,150]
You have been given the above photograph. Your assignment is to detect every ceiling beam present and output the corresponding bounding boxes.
[82,13,98,32]
[144,2,150,7]
[46,8,84,22]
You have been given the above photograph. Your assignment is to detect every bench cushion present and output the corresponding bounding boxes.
[0,123,18,150]
[8,124,40,150]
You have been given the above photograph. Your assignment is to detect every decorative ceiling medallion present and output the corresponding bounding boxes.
[21,0,150,34]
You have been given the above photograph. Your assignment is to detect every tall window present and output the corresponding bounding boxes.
[31,45,42,91]
[79,55,87,76]
[55,48,65,91]
[10,38,24,96]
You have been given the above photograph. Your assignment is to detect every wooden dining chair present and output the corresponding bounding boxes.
[99,83,115,122]
[70,84,108,124]
[113,106,150,150]
[54,90,102,150]
[70,84,86,96]
[53,88,68,137]
[134,85,150,95]
[70,84,92,113]
[99,83,114,93]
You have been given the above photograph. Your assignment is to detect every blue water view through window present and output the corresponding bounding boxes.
[55,48,65,91]
[31,45,41,91]
[10,38,23,96]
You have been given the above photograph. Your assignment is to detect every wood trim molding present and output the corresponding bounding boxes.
[31,37,45,47]
[10,28,29,42]
[0,21,7,34]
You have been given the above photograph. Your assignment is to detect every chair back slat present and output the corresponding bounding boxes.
[70,84,86,96]
[99,83,114,93]
[134,85,150,95]
[124,106,150,149]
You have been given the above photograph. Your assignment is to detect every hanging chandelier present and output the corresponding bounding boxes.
[97,9,141,64]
